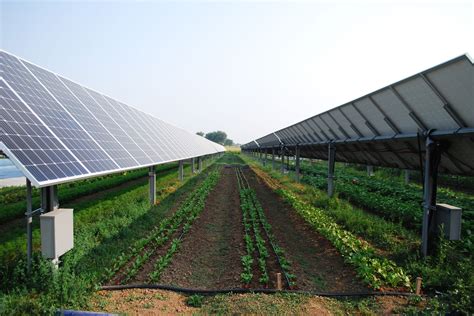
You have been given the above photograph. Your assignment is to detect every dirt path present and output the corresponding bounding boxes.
[159,166,244,289]
[243,168,367,293]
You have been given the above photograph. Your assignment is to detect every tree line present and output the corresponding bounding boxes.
[196,131,234,146]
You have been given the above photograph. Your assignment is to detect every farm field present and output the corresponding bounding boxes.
[0,152,472,314]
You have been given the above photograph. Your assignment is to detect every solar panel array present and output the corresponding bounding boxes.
[242,55,474,176]
[0,50,224,187]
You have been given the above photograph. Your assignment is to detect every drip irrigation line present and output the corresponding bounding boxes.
[100,283,418,297]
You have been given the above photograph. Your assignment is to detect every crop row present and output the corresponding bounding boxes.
[148,169,219,282]
[299,163,473,225]
[236,169,256,285]
[103,167,220,284]
[277,188,411,289]
[303,174,422,228]
[248,163,411,289]
[236,167,295,287]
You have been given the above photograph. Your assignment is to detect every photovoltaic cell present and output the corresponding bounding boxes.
[114,102,172,161]
[102,96,161,162]
[22,61,119,172]
[58,77,139,169]
[0,52,113,174]
[0,79,87,181]
[1,49,225,187]
[83,89,153,165]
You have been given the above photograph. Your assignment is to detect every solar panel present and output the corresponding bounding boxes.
[0,50,225,187]
[243,55,474,176]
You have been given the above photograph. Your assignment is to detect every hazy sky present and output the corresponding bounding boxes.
[1,0,472,144]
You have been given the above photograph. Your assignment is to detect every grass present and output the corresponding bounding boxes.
[0,163,178,223]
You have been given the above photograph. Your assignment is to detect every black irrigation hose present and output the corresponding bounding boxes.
[100,283,419,298]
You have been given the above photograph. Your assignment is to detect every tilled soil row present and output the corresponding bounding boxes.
[159,166,244,289]
[107,168,214,286]
[236,166,290,289]
[243,168,367,292]
[126,163,367,293]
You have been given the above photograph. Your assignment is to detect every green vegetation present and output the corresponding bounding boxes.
[236,167,295,287]
[279,188,410,289]
[0,159,217,314]
[247,155,473,313]
[186,294,205,307]
[148,168,221,282]
[0,163,178,223]
[102,167,220,284]
[197,130,234,146]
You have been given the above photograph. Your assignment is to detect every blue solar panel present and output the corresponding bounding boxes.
[81,88,153,165]
[57,77,139,169]
[0,52,113,174]
[0,78,87,182]
[0,50,225,187]
[22,60,120,173]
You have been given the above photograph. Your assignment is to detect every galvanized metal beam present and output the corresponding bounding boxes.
[149,166,156,205]
[179,160,184,181]
[295,145,301,182]
[328,142,336,197]
[421,136,443,257]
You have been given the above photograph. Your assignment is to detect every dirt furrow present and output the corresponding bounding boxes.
[159,166,244,289]
[243,168,367,292]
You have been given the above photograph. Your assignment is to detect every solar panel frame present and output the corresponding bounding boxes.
[0,49,225,187]
[243,54,474,176]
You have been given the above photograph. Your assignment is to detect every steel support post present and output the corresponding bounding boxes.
[41,185,59,212]
[149,166,156,205]
[40,184,60,268]
[404,169,410,185]
[263,149,267,166]
[272,148,275,170]
[367,165,374,176]
[421,137,442,257]
[328,143,336,197]
[280,148,285,174]
[26,179,33,272]
[295,145,301,182]
[178,160,184,181]
[191,158,195,174]
[198,156,203,172]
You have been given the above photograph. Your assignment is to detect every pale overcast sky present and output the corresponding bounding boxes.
[1,0,472,144]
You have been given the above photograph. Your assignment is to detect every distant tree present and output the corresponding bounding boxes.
[205,131,227,144]
[224,139,234,146]
[196,131,205,136]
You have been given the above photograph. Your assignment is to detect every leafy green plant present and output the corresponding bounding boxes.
[277,189,411,289]
[147,169,221,283]
[186,294,205,307]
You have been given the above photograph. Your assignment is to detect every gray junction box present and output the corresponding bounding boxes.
[40,209,74,259]
[434,204,462,240]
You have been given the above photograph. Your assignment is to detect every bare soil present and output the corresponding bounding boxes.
[92,289,197,315]
[107,174,202,285]
[243,167,368,293]
[159,166,244,289]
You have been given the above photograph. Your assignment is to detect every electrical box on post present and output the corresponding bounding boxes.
[435,204,462,240]
[40,209,74,259]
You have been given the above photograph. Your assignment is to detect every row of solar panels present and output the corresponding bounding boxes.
[0,50,225,187]
[242,55,474,176]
